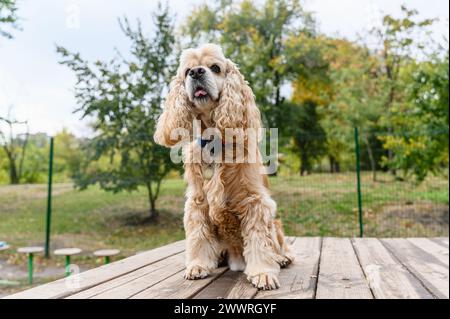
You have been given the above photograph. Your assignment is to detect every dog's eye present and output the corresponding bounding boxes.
[210,64,221,73]
[185,68,190,77]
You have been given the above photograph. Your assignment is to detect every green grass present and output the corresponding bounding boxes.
[0,172,448,260]
[0,172,447,295]
[271,172,448,237]
[0,180,186,254]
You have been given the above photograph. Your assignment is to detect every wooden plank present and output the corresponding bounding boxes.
[430,237,449,248]
[255,237,322,299]
[352,238,433,299]
[67,253,186,299]
[382,238,449,299]
[408,238,449,266]
[131,266,228,299]
[316,237,373,299]
[92,255,186,299]
[225,273,259,299]
[4,240,185,299]
[193,237,297,299]
[194,271,257,299]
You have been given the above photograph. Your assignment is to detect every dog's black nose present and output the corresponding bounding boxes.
[189,67,205,80]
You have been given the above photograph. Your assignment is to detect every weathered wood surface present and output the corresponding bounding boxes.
[382,238,449,299]
[255,237,321,299]
[316,238,373,299]
[4,237,449,299]
[352,238,433,299]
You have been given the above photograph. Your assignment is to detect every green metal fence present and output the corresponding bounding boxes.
[1,128,448,255]
[274,127,448,238]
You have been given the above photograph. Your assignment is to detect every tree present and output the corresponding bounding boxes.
[0,0,19,39]
[284,34,331,175]
[20,133,48,183]
[0,112,29,184]
[282,100,327,175]
[370,5,436,175]
[381,53,449,181]
[185,0,332,176]
[184,0,317,127]
[290,36,386,176]
[53,128,84,181]
[56,3,178,221]
[323,39,386,179]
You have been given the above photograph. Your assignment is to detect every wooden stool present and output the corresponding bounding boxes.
[94,249,120,264]
[17,246,44,285]
[54,248,82,277]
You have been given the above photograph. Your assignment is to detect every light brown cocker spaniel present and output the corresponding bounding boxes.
[154,44,293,290]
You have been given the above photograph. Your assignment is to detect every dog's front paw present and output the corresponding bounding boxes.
[184,265,209,280]
[248,272,280,290]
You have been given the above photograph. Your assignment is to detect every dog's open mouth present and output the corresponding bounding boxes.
[194,87,208,98]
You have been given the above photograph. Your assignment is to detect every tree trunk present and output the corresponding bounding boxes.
[9,163,19,184]
[300,151,309,176]
[329,155,340,173]
[335,161,340,173]
[363,135,377,182]
[18,132,29,180]
[387,126,396,177]
[383,45,397,177]
[329,155,335,173]
[7,155,19,184]
[300,166,307,176]
[149,198,158,221]
[146,182,158,222]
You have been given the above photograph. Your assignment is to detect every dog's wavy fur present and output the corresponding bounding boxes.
[154,44,293,290]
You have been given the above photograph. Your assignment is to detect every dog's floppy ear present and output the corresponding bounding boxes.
[211,60,261,133]
[154,73,194,147]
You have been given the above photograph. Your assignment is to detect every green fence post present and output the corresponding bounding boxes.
[65,255,71,277]
[45,137,54,258]
[354,127,364,237]
[27,253,34,285]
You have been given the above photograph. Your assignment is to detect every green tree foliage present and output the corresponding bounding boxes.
[289,5,445,181]
[0,0,19,39]
[184,0,320,127]
[19,133,47,183]
[382,53,449,181]
[2,3,446,187]
[370,5,436,175]
[372,5,436,116]
[56,4,178,220]
[185,0,330,174]
[323,39,386,177]
[53,128,84,181]
[282,101,327,175]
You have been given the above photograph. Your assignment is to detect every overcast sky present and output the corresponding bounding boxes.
[0,0,448,137]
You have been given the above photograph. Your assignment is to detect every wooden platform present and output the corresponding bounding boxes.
[4,237,449,299]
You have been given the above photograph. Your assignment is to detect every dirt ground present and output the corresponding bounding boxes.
[0,257,89,297]
[365,203,449,237]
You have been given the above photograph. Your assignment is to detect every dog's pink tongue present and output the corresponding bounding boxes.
[195,89,207,97]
